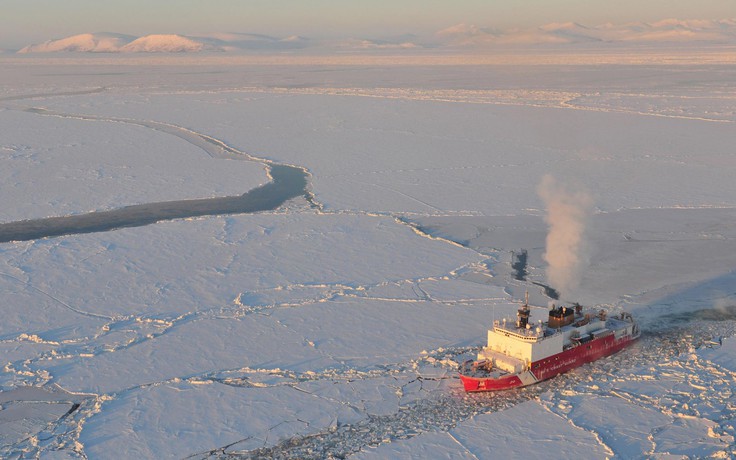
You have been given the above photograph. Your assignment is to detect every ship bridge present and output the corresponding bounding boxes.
[493,320,546,342]
[487,319,565,363]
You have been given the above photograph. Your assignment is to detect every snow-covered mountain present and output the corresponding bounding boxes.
[119,34,217,53]
[17,32,310,53]
[194,32,311,50]
[17,33,215,53]
[437,18,736,46]
[337,37,420,50]
[17,33,136,53]
[612,19,736,42]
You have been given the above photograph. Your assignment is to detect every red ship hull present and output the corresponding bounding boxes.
[460,333,637,392]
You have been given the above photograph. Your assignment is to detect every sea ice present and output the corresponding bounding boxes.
[698,335,736,372]
[0,110,266,222]
[1,56,735,459]
[354,400,612,459]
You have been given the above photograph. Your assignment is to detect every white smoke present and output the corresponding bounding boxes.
[538,175,593,300]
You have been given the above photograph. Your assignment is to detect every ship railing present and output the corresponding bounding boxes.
[492,321,546,340]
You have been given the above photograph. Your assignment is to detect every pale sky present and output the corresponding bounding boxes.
[2,0,734,49]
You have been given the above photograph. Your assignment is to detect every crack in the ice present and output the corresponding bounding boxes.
[447,431,481,460]
[288,385,364,414]
[186,436,255,460]
[350,179,444,212]
[2,393,104,459]
[0,271,113,321]
[540,394,617,458]
[227,265,503,318]
[23,107,258,162]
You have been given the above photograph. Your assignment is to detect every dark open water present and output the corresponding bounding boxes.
[0,164,308,243]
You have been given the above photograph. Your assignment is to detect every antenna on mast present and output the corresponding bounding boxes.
[525,290,529,307]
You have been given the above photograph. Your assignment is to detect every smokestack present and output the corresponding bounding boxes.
[537,175,592,300]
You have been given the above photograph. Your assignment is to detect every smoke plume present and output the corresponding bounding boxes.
[538,175,593,300]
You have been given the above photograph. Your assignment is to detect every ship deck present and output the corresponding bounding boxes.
[459,359,510,379]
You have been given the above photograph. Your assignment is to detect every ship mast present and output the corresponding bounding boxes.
[517,291,531,329]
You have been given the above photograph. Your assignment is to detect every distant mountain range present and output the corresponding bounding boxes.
[15,19,736,53]
[17,32,310,53]
[436,19,736,47]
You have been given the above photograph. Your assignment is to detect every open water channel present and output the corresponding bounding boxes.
[0,104,312,243]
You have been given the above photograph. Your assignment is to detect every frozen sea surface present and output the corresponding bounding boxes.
[0,109,267,223]
[27,83,736,216]
[1,54,735,458]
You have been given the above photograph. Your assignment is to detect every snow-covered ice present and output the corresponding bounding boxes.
[354,400,613,459]
[28,85,736,216]
[0,109,266,222]
[1,53,735,458]
[80,381,358,459]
